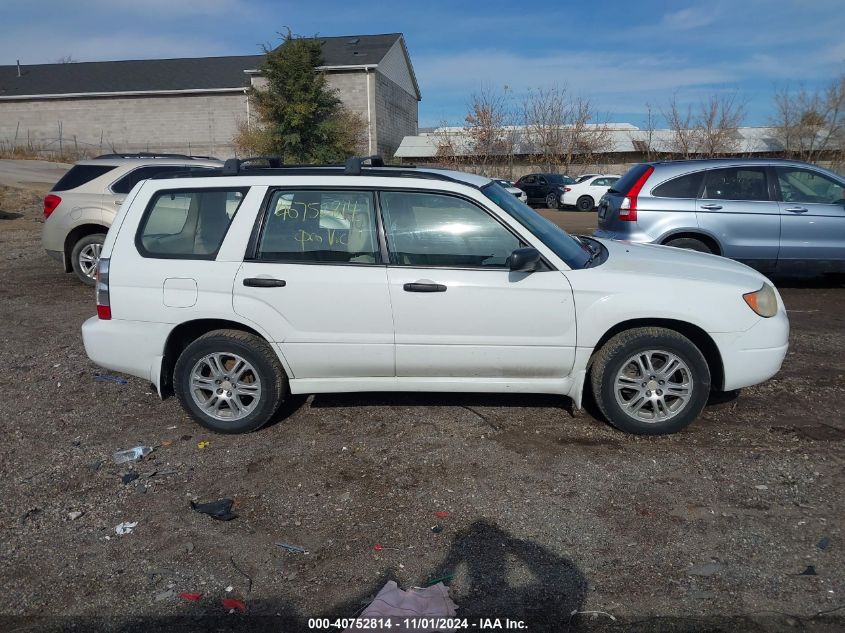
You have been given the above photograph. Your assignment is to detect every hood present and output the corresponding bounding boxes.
[594,238,768,292]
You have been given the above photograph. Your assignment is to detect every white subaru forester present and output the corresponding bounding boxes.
[82,157,789,435]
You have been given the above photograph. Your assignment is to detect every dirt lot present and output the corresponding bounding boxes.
[1,182,844,632]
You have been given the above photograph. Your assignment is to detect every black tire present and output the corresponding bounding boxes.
[589,327,711,435]
[174,329,287,434]
[576,196,595,212]
[70,233,106,286]
[664,237,713,254]
[545,192,559,209]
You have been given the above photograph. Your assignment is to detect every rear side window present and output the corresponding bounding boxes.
[51,165,116,192]
[652,172,704,198]
[610,164,652,193]
[112,165,212,194]
[257,190,379,264]
[137,188,247,258]
[702,167,769,201]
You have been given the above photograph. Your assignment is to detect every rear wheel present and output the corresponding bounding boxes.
[576,196,595,212]
[70,233,105,286]
[545,192,559,209]
[590,327,710,435]
[174,329,287,433]
[664,237,713,254]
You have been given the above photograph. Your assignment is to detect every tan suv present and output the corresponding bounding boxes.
[41,153,222,284]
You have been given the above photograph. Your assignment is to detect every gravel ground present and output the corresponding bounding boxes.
[1,185,843,633]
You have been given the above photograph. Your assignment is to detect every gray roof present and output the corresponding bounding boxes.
[0,33,402,98]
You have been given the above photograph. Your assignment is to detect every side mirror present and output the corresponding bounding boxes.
[509,247,541,273]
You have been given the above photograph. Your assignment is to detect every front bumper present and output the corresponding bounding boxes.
[711,308,790,391]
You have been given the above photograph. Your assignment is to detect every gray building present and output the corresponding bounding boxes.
[0,33,420,159]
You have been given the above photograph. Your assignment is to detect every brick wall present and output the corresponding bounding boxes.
[0,92,248,156]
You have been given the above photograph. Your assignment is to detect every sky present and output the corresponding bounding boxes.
[2,0,844,129]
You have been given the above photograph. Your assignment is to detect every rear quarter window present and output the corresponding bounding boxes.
[136,188,248,259]
[609,164,652,193]
[51,165,116,192]
[652,172,705,198]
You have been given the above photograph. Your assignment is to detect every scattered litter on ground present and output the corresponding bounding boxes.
[373,543,399,552]
[160,439,174,447]
[343,581,456,632]
[121,472,140,485]
[434,511,449,518]
[67,511,83,521]
[431,525,443,533]
[276,542,308,554]
[799,565,818,576]
[113,446,153,464]
[818,537,831,550]
[179,592,202,602]
[424,574,454,587]
[229,556,253,593]
[197,441,210,449]
[184,542,194,554]
[754,484,769,490]
[190,498,237,521]
[94,373,129,385]
[115,521,138,535]
[154,589,175,602]
[688,562,722,576]
[167,425,178,430]
[180,435,192,441]
[222,597,247,613]
[225,586,233,593]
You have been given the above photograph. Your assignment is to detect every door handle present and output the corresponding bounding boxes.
[784,206,808,213]
[114,200,125,205]
[700,203,722,210]
[403,282,447,293]
[243,277,286,288]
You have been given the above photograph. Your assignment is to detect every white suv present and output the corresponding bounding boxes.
[82,157,789,435]
[41,153,222,285]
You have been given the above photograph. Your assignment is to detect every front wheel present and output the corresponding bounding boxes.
[576,196,595,212]
[71,233,106,286]
[545,192,559,209]
[590,327,711,435]
[174,329,287,433]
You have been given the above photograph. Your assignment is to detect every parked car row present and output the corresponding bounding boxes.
[511,172,619,211]
[39,154,789,437]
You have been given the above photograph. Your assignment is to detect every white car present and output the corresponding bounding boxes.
[41,154,223,284]
[561,174,621,212]
[495,179,528,203]
[82,157,789,436]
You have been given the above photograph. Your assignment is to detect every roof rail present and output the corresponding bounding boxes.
[344,155,385,175]
[221,156,284,176]
[94,152,219,160]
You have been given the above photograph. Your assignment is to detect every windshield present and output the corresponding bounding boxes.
[482,182,590,270]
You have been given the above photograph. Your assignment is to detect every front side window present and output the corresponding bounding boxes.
[652,171,705,199]
[138,188,246,257]
[702,167,769,201]
[776,167,845,205]
[257,190,379,264]
[381,191,520,268]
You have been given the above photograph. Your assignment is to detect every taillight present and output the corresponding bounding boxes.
[43,194,61,218]
[618,166,654,222]
[96,257,111,320]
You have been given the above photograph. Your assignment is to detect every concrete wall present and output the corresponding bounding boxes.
[373,71,418,160]
[0,91,248,156]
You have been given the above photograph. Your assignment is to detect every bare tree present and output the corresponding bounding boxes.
[432,122,463,170]
[463,85,514,177]
[772,75,845,163]
[697,93,745,157]
[521,86,610,172]
[631,102,658,160]
[56,55,76,64]
[662,94,700,158]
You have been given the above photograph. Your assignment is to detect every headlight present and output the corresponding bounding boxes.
[743,284,778,318]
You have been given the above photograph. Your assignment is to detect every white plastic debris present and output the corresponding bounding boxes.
[115,521,138,535]
[114,446,153,464]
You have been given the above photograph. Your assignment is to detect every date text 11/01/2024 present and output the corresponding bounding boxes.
[307,618,528,630]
